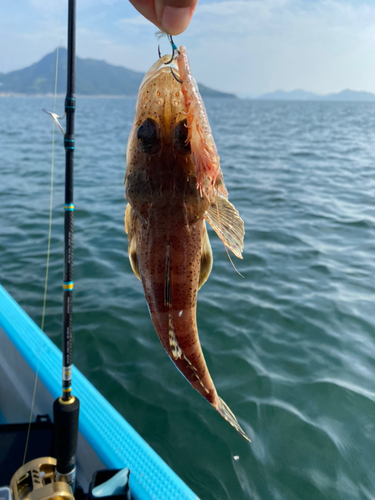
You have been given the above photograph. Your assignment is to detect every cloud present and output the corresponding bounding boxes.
[0,7,67,73]
[2,0,375,94]
[178,0,375,94]
[30,0,123,10]
[117,15,151,27]
[75,27,158,73]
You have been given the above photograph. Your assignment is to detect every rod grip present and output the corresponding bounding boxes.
[53,396,80,475]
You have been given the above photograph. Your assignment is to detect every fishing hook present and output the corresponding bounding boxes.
[156,33,182,82]
[167,35,183,83]
[165,34,178,64]
[170,67,183,84]
[157,34,179,63]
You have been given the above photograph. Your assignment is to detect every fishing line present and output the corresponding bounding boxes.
[23,0,61,465]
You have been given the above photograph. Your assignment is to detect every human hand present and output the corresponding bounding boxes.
[128,0,198,35]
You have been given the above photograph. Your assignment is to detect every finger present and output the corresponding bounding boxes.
[128,0,197,35]
[155,0,197,35]
[128,0,159,28]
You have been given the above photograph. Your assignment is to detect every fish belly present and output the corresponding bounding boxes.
[136,215,217,404]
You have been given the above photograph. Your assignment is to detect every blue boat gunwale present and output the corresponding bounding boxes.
[0,284,198,500]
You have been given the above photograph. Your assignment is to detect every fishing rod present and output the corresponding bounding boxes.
[52,0,80,488]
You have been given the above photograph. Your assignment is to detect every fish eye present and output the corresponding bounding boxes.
[174,119,191,154]
[137,118,160,153]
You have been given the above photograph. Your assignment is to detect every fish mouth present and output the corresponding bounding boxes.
[139,54,180,91]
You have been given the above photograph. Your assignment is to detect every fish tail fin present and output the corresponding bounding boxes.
[216,397,251,442]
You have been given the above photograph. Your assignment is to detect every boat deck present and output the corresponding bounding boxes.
[0,285,199,500]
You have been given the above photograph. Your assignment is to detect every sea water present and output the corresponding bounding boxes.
[1,97,375,500]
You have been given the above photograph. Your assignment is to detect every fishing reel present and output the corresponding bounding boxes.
[10,457,75,500]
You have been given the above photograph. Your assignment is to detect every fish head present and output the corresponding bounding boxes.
[125,55,210,221]
[126,55,190,172]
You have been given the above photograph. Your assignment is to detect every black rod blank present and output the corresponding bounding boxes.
[54,0,80,483]
[62,0,76,402]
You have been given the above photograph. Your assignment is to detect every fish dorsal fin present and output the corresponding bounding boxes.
[124,204,141,280]
[205,197,244,259]
[198,221,213,290]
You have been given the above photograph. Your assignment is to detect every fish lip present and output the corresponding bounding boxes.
[139,55,180,91]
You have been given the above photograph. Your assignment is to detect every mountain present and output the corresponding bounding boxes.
[256,88,375,102]
[0,48,144,95]
[0,48,236,98]
[197,83,236,99]
[258,89,319,101]
[324,89,375,101]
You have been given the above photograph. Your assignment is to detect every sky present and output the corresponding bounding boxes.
[1,0,375,96]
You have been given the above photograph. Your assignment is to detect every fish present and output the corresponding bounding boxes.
[124,46,249,441]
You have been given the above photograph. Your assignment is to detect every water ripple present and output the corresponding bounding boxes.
[1,98,375,499]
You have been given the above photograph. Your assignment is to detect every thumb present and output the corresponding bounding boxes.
[155,0,197,35]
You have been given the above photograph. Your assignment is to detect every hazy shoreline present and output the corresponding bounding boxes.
[2,92,375,102]
[0,92,138,98]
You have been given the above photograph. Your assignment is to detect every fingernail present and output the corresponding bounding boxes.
[162,6,192,35]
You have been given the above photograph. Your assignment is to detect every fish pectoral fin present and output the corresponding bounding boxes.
[198,221,213,290]
[124,203,132,236]
[128,236,141,280]
[205,197,245,259]
[124,204,141,280]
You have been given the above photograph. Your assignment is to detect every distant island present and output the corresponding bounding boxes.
[255,89,375,102]
[2,51,373,102]
[0,48,236,99]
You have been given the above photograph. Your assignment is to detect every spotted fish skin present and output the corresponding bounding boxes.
[125,54,249,441]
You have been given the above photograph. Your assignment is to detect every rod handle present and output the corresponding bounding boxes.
[53,396,80,475]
